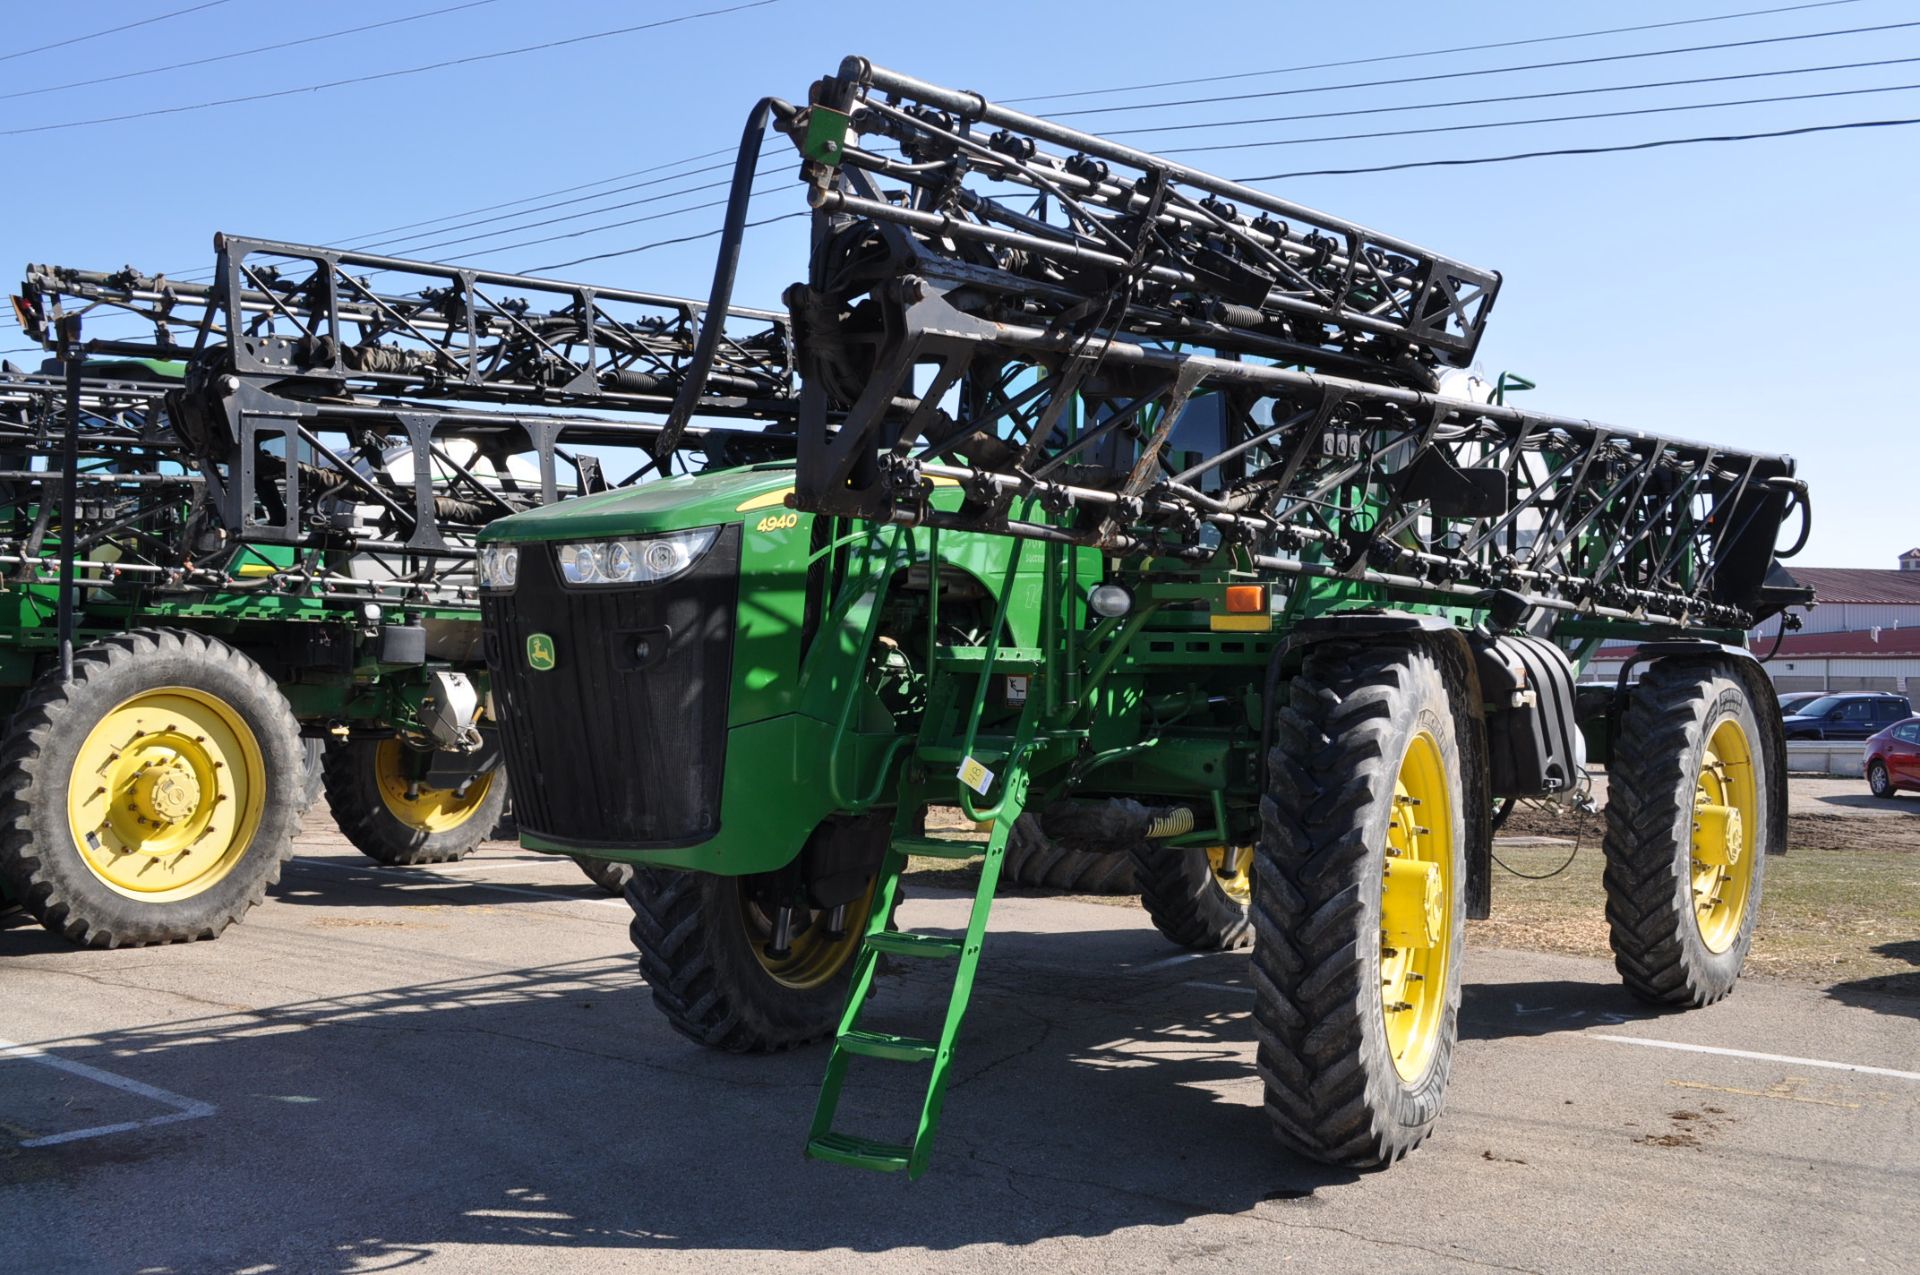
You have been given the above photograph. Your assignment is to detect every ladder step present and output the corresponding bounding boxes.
[865,929,963,958]
[805,1131,913,1173]
[893,835,985,861]
[838,1029,939,1063]
[935,645,1044,672]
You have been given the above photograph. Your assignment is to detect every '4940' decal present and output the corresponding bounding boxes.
[755,512,799,533]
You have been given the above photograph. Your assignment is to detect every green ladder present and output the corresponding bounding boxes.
[804,646,1041,1178]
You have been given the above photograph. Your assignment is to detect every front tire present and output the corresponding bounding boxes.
[626,865,874,1053]
[1255,641,1467,1168]
[575,856,634,894]
[1603,659,1771,1007]
[321,738,506,866]
[0,629,305,948]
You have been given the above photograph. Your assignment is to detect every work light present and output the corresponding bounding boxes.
[556,527,719,586]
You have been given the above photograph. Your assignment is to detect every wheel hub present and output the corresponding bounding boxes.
[1381,858,1442,950]
[1692,802,1743,867]
[131,761,202,826]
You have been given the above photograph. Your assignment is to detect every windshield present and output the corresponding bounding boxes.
[1794,697,1846,717]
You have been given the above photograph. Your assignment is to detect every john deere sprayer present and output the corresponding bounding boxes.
[476,58,1813,1174]
[0,239,800,944]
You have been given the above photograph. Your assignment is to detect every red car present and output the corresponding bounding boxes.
[1864,716,1920,798]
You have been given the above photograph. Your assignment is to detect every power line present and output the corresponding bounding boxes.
[1161,79,1920,158]
[1109,53,1920,139]
[435,180,791,265]
[0,0,235,64]
[353,167,736,256]
[2,0,781,137]
[2,1,505,101]
[1233,114,1920,182]
[523,212,808,276]
[1004,0,1871,103]
[1049,18,1920,120]
[389,176,738,258]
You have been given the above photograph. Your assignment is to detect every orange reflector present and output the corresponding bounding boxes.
[1224,585,1267,614]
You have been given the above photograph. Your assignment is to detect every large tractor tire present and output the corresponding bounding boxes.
[1603,659,1772,1007]
[1131,843,1253,950]
[625,820,882,1052]
[1255,641,1467,1168]
[574,855,634,895]
[0,629,306,948]
[321,738,506,866]
[1001,816,1137,895]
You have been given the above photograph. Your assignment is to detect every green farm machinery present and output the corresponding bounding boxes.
[471,58,1814,1175]
[0,240,800,944]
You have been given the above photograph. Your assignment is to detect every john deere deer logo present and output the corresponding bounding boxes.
[526,633,556,671]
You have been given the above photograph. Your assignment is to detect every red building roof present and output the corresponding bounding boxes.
[1785,568,1920,606]
[1596,629,1920,662]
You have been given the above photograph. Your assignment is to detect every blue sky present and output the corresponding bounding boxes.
[2,0,1913,567]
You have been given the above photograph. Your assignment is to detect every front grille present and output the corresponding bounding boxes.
[481,526,740,849]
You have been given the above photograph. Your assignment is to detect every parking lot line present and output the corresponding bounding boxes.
[1591,1033,1920,1082]
[0,1037,215,1147]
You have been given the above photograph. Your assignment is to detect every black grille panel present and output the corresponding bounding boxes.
[482,526,739,849]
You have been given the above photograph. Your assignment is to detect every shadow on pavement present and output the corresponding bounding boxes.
[1826,939,1920,1018]
[3,929,1379,1272]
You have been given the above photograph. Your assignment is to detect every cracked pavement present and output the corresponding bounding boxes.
[3,828,1916,1274]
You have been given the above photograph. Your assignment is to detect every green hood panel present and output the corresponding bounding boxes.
[480,463,797,542]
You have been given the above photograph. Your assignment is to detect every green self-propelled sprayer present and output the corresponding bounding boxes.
[476,58,1814,1176]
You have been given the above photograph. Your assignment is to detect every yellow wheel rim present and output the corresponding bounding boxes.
[1379,730,1454,1083]
[740,879,873,991]
[1691,717,1758,954]
[373,738,496,833]
[1206,845,1253,906]
[66,688,267,902]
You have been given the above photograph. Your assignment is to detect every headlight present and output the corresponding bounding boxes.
[477,544,519,590]
[557,527,719,586]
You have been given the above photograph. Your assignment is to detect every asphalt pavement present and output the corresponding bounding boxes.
[2,828,1916,1275]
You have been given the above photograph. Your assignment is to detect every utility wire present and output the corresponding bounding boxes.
[1232,114,1920,182]
[523,212,808,276]
[2,1,505,101]
[435,180,790,265]
[0,0,234,64]
[1164,79,1920,157]
[352,166,736,255]
[1111,53,1920,138]
[336,149,736,243]
[1049,18,1920,119]
[1004,0,1870,103]
[2,0,781,136]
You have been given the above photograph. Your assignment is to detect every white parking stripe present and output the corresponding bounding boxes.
[0,1037,215,1147]
[1591,1033,1920,1082]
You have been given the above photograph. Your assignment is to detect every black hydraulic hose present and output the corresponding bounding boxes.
[652,96,787,465]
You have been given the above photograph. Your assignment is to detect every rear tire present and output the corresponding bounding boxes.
[1131,843,1253,950]
[0,629,305,948]
[321,739,506,866]
[1603,659,1770,1007]
[1002,817,1136,894]
[1254,641,1467,1168]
